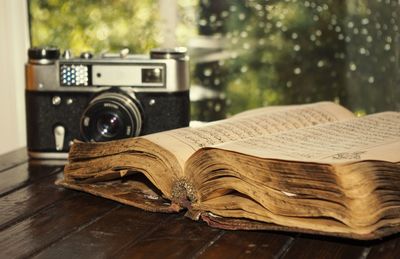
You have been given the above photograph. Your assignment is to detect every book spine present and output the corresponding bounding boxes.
[171,178,197,209]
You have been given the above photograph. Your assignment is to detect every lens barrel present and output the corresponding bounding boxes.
[80,92,142,142]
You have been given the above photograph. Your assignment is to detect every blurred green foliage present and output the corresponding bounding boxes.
[200,0,399,115]
[29,0,160,54]
[29,0,400,120]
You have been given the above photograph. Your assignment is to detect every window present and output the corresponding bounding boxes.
[29,0,400,121]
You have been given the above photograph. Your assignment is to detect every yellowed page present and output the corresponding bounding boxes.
[143,102,355,170]
[214,112,400,163]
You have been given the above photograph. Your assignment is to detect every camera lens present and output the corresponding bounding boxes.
[80,92,142,142]
[96,112,122,138]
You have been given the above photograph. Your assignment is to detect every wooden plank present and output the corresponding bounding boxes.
[367,235,400,258]
[0,171,76,230]
[115,214,223,258]
[0,194,117,258]
[0,163,61,196]
[0,147,28,172]
[281,235,367,259]
[196,231,294,258]
[33,206,173,259]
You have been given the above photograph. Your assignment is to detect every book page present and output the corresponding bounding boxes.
[214,112,400,163]
[143,102,354,169]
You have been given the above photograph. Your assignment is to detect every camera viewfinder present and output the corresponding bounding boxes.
[142,68,163,83]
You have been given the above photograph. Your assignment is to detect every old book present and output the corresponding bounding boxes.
[59,102,400,240]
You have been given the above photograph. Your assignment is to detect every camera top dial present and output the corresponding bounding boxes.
[28,47,60,64]
[150,47,188,60]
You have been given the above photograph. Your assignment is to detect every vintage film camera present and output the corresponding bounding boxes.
[25,47,190,159]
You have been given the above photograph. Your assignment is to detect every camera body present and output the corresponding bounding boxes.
[25,47,190,159]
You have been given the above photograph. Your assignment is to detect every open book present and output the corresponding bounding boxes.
[59,102,400,240]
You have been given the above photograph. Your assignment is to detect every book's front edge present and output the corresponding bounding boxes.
[56,179,182,213]
[199,212,400,241]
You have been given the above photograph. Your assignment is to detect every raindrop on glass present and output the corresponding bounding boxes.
[361,18,369,25]
[349,62,357,71]
[368,76,375,84]
[199,19,207,26]
[347,21,354,28]
[203,68,212,77]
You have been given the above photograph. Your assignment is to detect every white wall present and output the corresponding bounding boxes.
[0,0,30,155]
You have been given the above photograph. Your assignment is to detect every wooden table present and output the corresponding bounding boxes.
[1,148,400,258]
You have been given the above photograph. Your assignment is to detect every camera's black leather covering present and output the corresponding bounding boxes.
[26,90,190,152]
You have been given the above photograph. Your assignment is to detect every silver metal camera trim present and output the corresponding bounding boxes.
[26,56,190,93]
[29,151,69,160]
